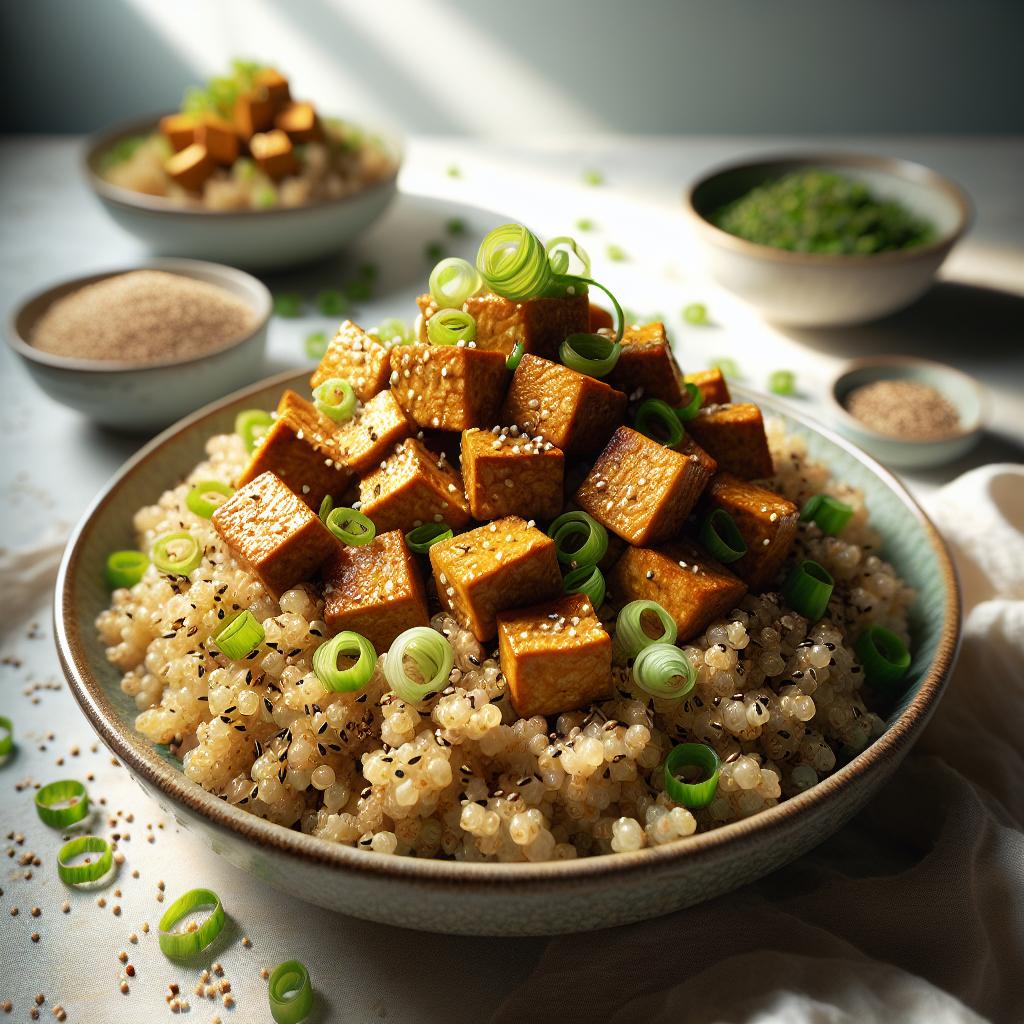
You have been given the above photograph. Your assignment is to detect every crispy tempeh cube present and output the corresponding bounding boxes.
[461,427,564,522]
[608,541,747,642]
[158,113,196,152]
[430,516,562,641]
[359,438,470,533]
[321,530,429,651]
[684,368,731,406]
[254,68,291,109]
[498,593,612,717]
[310,321,391,403]
[388,343,508,432]
[704,473,798,590]
[235,390,353,510]
[212,471,338,597]
[233,91,275,139]
[249,129,298,180]
[274,101,323,143]
[164,143,215,192]
[589,304,614,333]
[607,322,684,404]
[500,354,627,456]
[333,389,413,475]
[195,116,239,166]
[685,403,774,479]
[576,426,715,546]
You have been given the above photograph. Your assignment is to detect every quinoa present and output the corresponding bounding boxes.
[96,424,912,861]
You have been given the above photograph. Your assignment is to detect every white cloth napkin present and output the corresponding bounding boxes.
[493,464,1024,1024]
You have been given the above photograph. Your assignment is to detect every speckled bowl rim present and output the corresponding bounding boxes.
[54,369,961,890]
[683,151,972,266]
[83,113,403,219]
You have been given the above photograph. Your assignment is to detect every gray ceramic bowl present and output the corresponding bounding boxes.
[7,258,271,432]
[685,153,971,327]
[54,371,960,935]
[84,115,401,270]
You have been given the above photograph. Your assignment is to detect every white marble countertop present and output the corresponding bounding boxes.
[0,135,1021,1022]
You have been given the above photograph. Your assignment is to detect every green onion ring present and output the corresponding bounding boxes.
[325,507,376,546]
[313,378,357,423]
[383,627,454,703]
[427,308,476,346]
[664,743,720,808]
[151,531,203,576]
[800,494,854,536]
[158,887,226,960]
[186,480,235,519]
[476,223,555,300]
[370,317,415,348]
[405,523,453,554]
[313,631,377,693]
[235,409,275,452]
[56,835,113,886]
[0,715,13,757]
[269,959,314,1024]
[855,626,911,691]
[633,642,696,700]
[683,302,708,325]
[506,339,525,371]
[768,369,796,395]
[429,257,482,309]
[699,509,747,564]
[675,382,704,421]
[214,610,265,660]
[35,779,89,828]
[105,550,149,590]
[782,559,835,621]
[563,564,606,609]
[616,600,678,658]
[318,495,334,523]
[559,332,621,378]
[545,235,592,277]
[634,398,685,447]
[304,331,328,361]
[547,511,609,567]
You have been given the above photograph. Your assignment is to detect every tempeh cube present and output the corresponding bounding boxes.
[158,113,196,152]
[310,321,391,403]
[684,368,731,406]
[685,403,774,479]
[233,91,275,139]
[275,101,323,143]
[164,143,214,192]
[333,389,413,475]
[196,116,239,166]
[254,68,291,109]
[249,129,298,180]
[607,322,684,404]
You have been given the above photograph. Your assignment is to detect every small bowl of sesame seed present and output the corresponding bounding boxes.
[828,356,988,468]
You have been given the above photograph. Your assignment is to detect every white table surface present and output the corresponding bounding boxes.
[0,135,1021,1022]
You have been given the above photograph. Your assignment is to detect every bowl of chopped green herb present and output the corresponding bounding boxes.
[685,153,971,327]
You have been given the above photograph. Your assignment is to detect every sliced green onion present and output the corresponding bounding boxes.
[383,627,454,703]
[768,369,796,395]
[316,289,348,316]
[186,480,234,519]
[57,835,112,886]
[344,279,373,302]
[664,743,720,808]
[359,261,379,282]
[256,186,277,209]
[615,600,678,658]
[214,610,265,660]
[35,780,89,828]
[675,382,704,421]
[318,495,334,523]
[547,511,608,567]
[446,217,467,236]
[505,340,525,371]
[151,531,202,576]
[235,409,274,453]
[424,241,444,262]
[545,236,591,277]
[710,357,739,379]
[158,888,225,960]
[559,332,621,378]
[699,509,747,564]
[446,164,461,178]
[105,550,149,589]
[575,217,595,231]
[563,564,606,609]
[325,507,376,546]
[405,523,453,554]
[313,631,377,693]
[269,960,314,1024]
[634,398,685,447]
[800,494,854,536]
[633,642,696,700]
[856,626,911,691]
[304,331,328,360]
[313,378,357,423]
[0,715,12,757]
[273,293,302,318]
[683,302,708,325]
[582,169,604,186]
[429,257,482,308]
[477,223,555,301]
[783,559,834,621]
[427,308,476,346]
[606,243,627,262]
[370,318,415,348]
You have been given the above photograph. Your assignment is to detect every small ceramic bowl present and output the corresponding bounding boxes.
[828,356,988,469]
[7,258,271,433]
[684,153,971,327]
[84,115,401,270]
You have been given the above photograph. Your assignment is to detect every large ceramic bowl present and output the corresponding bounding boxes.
[84,115,401,270]
[685,152,971,327]
[54,371,960,935]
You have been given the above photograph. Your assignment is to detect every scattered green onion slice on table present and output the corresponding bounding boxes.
[699,509,747,564]
[429,257,482,308]
[606,243,627,262]
[344,279,373,302]
[506,340,525,371]
[273,293,302,318]
[383,627,454,703]
[782,559,834,621]
[186,481,234,519]
[313,632,377,693]
[768,369,796,395]
[105,550,149,590]
[582,169,604,186]
[35,779,89,828]
[559,332,621,378]
[325,507,376,546]
[405,523,453,554]
[710,357,739,379]
[316,289,348,316]
[683,302,708,325]
[313,378,357,423]
[563,564,606,609]
[446,217,467,236]
[664,743,721,808]
[616,600,678,658]
[424,241,445,262]
[151,531,203,576]
[633,398,685,447]
[56,835,112,886]
[0,715,13,757]
[158,887,225,959]
[268,959,314,1024]
[547,511,609,567]
[633,642,696,700]
[575,217,595,231]
[545,236,591,277]
[235,409,274,453]
[304,331,328,360]
[427,308,476,346]
[855,626,911,690]
[214,610,265,660]
[800,494,854,536]
[675,382,704,422]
